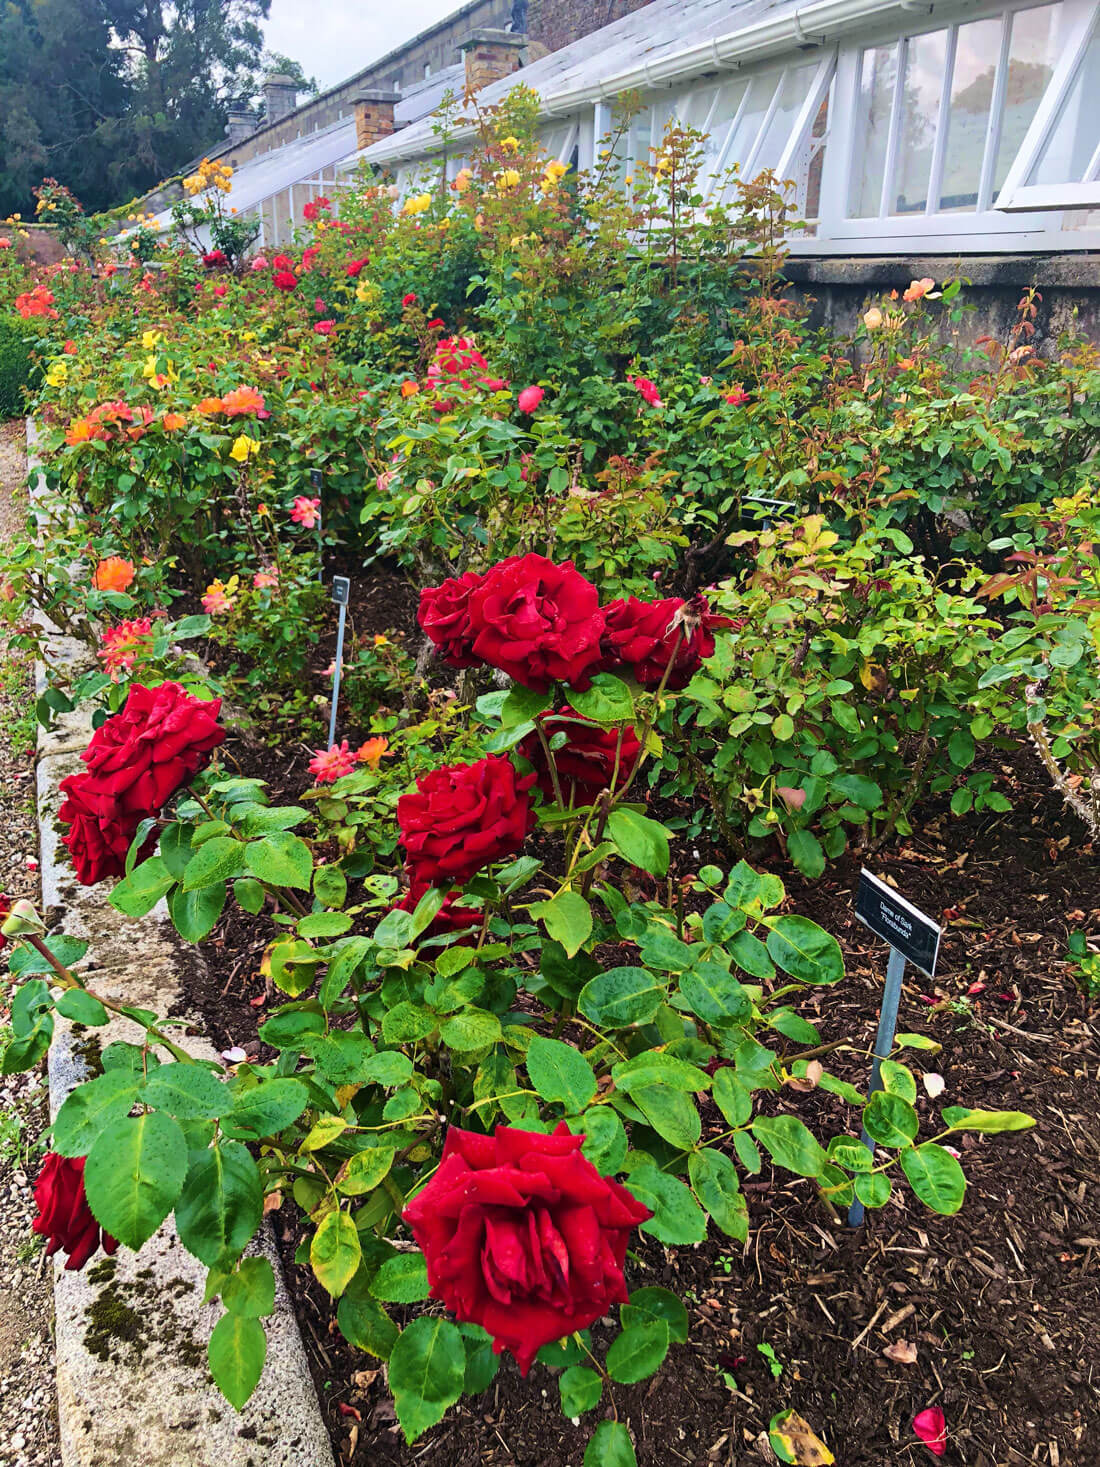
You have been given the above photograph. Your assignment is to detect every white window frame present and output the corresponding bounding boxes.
[995,0,1100,209]
[805,0,1100,252]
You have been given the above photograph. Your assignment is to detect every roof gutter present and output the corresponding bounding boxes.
[363,0,939,157]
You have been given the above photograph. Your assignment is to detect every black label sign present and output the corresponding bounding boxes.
[310,468,323,491]
[854,869,941,978]
[331,575,350,606]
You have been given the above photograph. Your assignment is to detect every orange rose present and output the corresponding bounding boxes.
[161,413,187,431]
[92,557,136,593]
[356,737,390,769]
[221,385,266,417]
[196,397,225,415]
[400,379,420,398]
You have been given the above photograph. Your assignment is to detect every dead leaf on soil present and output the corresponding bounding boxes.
[883,1339,918,1364]
[769,1410,835,1465]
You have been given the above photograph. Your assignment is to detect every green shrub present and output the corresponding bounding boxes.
[0,314,33,418]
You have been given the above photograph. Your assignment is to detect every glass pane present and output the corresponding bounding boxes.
[892,27,948,214]
[803,93,830,221]
[754,61,818,174]
[691,81,748,182]
[849,44,897,217]
[938,16,1004,211]
[724,72,778,179]
[994,3,1061,191]
[1027,19,1100,183]
[679,85,718,133]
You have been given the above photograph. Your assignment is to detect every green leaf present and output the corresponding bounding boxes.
[234,877,266,915]
[901,1142,966,1214]
[948,729,976,768]
[461,1324,501,1395]
[53,1070,140,1157]
[879,1059,917,1103]
[678,965,751,1025]
[572,1107,627,1175]
[298,911,352,939]
[559,1364,603,1416]
[245,831,312,890]
[527,1035,597,1111]
[223,1078,309,1139]
[311,1208,362,1298]
[633,1086,701,1150]
[209,1313,266,1410]
[439,1008,502,1051]
[337,1281,398,1360]
[370,1253,429,1303]
[53,989,109,1026]
[142,1063,231,1119]
[855,1170,892,1208]
[258,1010,325,1050]
[222,1257,275,1318]
[728,929,775,979]
[606,1320,670,1383]
[84,1111,189,1250]
[831,774,882,811]
[786,828,826,878]
[733,1130,762,1174]
[313,861,348,908]
[606,808,669,877]
[109,856,175,917]
[183,836,246,891]
[752,1115,828,1178]
[941,1106,1036,1134]
[626,1164,707,1245]
[863,1090,919,1147]
[613,1052,708,1093]
[500,685,553,726]
[712,1068,753,1128]
[388,1316,466,1444]
[568,673,635,724]
[765,916,844,985]
[159,823,194,880]
[724,861,785,912]
[620,1286,689,1343]
[175,1140,263,1266]
[338,1147,394,1197]
[584,1422,636,1467]
[578,966,663,1027]
[237,804,311,837]
[170,882,226,942]
[689,1147,748,1241]
[530,889,592,958]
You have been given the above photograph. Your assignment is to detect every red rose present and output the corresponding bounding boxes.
[402,292,417,306]
[467,555,604,691]
[521,707,641,805]
[273,270,297,292]
[0,892,9,949]
[32,1153,118,1270]
[201,250,228,269]
[272,254,294,272]
[397,754,535,888]
[345,258,368,278]
[404,1124,650,1374]
[601,594,735,690]
[417,570,486,667]
[56,780,145,885]
[58,683,224,883]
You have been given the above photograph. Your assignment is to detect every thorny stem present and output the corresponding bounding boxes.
[24,931,195,1064]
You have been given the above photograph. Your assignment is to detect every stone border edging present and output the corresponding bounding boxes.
[26,420,336,1467]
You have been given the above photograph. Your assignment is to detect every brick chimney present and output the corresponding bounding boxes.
[353,90,401,151]
[224,101,255,146]
[262,74,299,125]
[458,29,527,93]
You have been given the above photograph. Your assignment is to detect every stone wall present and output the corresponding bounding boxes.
[781,254,1100,354]
[526,0,654,56]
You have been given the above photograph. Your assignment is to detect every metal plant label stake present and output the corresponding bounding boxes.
[848,868,942,1227]
[328,576,350,749]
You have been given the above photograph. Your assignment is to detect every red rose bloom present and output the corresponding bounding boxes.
[345,258,368,278]
[273,270,298,292]
[56,779,147,885]
[466,555,604,691]
[601,594,735,690]
[417,570,487,668]
[402,292,418,306]
[272,253,294,272]
[201,250,228,269]
[397,754,536,888]
[32,1153,118,1270]
[58,683,224,884]
[404,1124,650,1375]
[520,707,641,805]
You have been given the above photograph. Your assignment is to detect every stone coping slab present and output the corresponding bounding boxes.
[26,421,335,1467]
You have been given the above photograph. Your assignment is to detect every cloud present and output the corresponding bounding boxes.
[263,0,467,91]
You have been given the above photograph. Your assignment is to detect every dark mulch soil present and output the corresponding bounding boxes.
[186,701,1099,1467]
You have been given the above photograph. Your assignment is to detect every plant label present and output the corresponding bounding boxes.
[310,468,323,491]
[331,575,350,606]
[854,869,940,978]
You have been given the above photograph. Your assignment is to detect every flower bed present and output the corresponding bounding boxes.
[2,89,1098,1465]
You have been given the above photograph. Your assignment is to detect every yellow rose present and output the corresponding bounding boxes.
[500,136,520,152]
[497,169,521,190]
[230,435,260,462]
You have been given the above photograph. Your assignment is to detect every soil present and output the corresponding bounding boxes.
[0,419,62,1467]
[187,678,1100,1467]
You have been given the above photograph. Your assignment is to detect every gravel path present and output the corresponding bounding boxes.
[0,418,61,1467]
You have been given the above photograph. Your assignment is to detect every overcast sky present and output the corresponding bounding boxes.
[263,0,464,92]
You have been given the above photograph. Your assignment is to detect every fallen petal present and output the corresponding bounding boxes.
[913,1407,947,1456]
[922,1072,945,1099]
